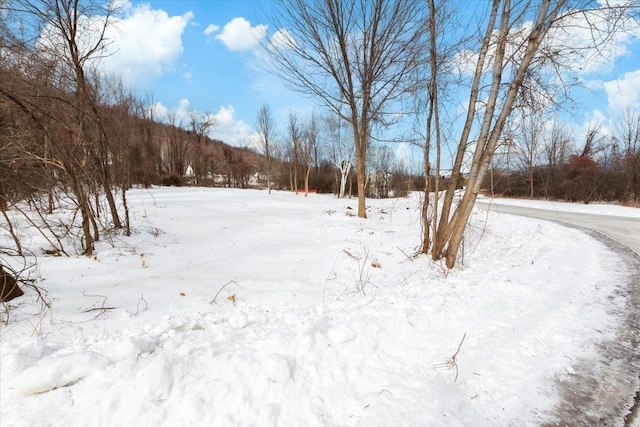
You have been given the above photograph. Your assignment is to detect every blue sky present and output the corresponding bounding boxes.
[96,0,640,166]
[99,0,312,148]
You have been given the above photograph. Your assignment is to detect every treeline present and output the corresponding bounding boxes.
[482,115,640,205]
[249,110,420,199]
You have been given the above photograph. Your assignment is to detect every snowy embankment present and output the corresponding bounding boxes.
[0,188,635,426]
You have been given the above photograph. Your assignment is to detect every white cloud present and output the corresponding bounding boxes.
[577,109,612,146]
[38,0,194,88]
[584,79,605,90]
[604,69,640,112]
[148,98,191,124]
[203,24,220,36]
[269,28,296,50]
[542,7,639,75]
[215,17,267,51]
[100,5,193,85]
[246,132,264,152]
[109,0,132,11]
[209,105,253,146]
[37,3,193,87]
[586,109,607,126]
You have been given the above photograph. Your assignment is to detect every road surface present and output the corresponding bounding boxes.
[476,200,640,255]
[476,200,640,426]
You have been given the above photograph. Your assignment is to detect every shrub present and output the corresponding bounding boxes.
[160,174,183,187]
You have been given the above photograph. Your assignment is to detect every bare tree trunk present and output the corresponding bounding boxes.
[122,184,131,236]
[1,209,23,257]
[355,133,367,218]
[432,0,568,268]
[289,162,294,191]
[422,0,442,254]
[101,160,121,228]
[422,95,434,253]
[338,160,351,199]
[529,168,535,198]
[293,151,299,195]
[0,182,7,213]
[266,0,427,219]
[432,0,501,261]
[47,188,55,214]
[74,182,94,256]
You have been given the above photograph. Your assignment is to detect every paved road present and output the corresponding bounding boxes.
[476,200,640,426]
[476,201,640,255]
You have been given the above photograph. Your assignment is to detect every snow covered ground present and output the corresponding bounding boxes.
[1,187,638,426]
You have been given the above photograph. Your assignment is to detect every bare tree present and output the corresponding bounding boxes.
[132,93,162,188]
[428,0,634,268]
[4,0,121,255]
[102,76,144,236]
[580,123,606,158]
[287,111,303,194]
[420,0,453,254]
[612,109,640,203]
[509,109,545,198]
[324,114,353,198]
[40,0,122,231]
[368,144,395,198]
[564,123,607,203]
[188,110,216,184]
[543,118,574,199]
[165,110,189,177]
[255,104,277,194]
[302,112,320,196]
[266,0,428,217]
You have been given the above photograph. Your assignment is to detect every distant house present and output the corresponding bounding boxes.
[184,164,195,178]
[248,172,267,187]
[212,174,237,187]
[213,174,227,184]
[367,171,391,199]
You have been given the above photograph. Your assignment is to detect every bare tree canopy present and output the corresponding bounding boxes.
[255,103,277,194]
[324,114,354,199]
[425,0,638,268]
[1,0,123,256]
[265,0,428,217]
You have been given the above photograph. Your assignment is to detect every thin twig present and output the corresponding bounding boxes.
[397,246,416,262]
[210,280,239,305]
[451,332,467,360]
[136,294,148,314]
[434,332,467,382]
[82,306,116,313]
[80,290,115,319]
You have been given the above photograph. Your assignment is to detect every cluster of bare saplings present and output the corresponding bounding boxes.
[483,113,640,205]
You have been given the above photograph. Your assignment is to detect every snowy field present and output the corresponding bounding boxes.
[1,187,638,426]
